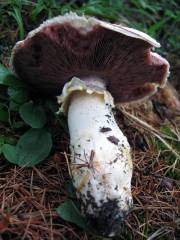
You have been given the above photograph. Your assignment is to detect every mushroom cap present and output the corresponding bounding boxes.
[12,12,169,103]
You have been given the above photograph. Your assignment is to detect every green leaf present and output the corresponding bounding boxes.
[16,128,52,166]
[0,136,16,155]
[8,87,29,104]
[160,127,178,139]
[30,3,45,21]
[19,101,47,128]
[5,136,16,145]
[8,6,25,40]
[2,144,18,163]
[0,64,11,84]
[0,135,16,145]
[0,64,21,87]
[57,200,87,229]
[65,181,77,199]
[3,129,52,167]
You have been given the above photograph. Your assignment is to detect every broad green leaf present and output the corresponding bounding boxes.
[2,144,18,163]
[3,129,52,167]
[0,64,12,84]
[57,200,87,229]
[8,87,29,104]
[65,181,77,199]
[19,101,47,128]
[0,136,16,155]
[5,76,26,88]
[0,64,22,87]
[16,128,52,167]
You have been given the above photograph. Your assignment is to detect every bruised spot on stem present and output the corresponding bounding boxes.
[100,127,112,132]
[107,136,119,145]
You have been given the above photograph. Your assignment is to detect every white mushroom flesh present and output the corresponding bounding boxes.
[58,77,133,236]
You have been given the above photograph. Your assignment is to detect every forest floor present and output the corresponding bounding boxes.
[0,1,179,240]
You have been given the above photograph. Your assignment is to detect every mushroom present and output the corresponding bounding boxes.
[11,12,169,237]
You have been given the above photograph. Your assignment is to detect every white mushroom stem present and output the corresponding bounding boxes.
[58,78,133,236]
